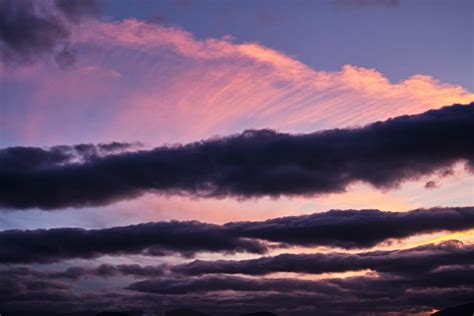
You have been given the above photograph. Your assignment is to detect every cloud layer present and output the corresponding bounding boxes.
[2,242,474,315]
[125,267,474,315]
[1,103,473,210]
[1,206,473,263]
[0,220,266,263]
[173,240,474,276]
[225,207,474,249]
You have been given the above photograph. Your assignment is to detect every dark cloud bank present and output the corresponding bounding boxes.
[125,266,474,315]
[0,220,267,264]
[3,263,167,280]
[5,240,472,280]
[1,206,473,263]
[1,103,473,210]
[0,0,98,65]
[173,240,474,276]
[128,264,474,298]
[2,241,474,315]
[1,102,473,314]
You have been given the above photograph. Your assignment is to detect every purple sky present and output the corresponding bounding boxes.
[101,0,474,90]
[0,1,473,315]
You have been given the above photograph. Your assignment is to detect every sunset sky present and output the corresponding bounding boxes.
[0,0,473,315]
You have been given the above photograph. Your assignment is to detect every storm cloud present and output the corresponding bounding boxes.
[0,142,140,171]
[0,220,267,264]
[125,267,474,314]
[2,263,167,280]
[0,0,97,65]
[128,266,474,296]
[1,207,473,263]
[128,275,338,295]
[2,270,474,315]
[4,240,473,281]
[173,240,474,276]
[2,246,474,315]
[225,207,474,249]
[0,103,473,210]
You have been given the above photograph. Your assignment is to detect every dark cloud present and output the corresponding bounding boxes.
[5,239,472,282]
[1,207,473,263]
[54,47,76,68]
[126,267,474,314]
[0,271,72,304]
[424,168,456,190]
[174,240,473,276]
[0,269,104,313]
[0,220,266,264]
[227,207,474,249]
[2,263,474,315]
[128,275,338,295]
[425,180,438,189]
[433,302,474,316]
[94,263,167,278]
[3,263,167,280]
[0,142,139,173]
[54,0,99,22]
[0,0,97,65]
[0,103,473,210]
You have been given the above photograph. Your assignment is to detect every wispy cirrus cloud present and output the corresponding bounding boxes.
[1,19,473,147]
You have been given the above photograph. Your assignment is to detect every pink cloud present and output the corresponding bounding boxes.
[1,20,472,229]
[2,19,472,146]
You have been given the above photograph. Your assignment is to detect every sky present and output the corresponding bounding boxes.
[0,0,473,315]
